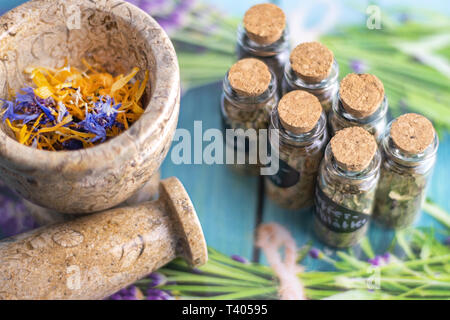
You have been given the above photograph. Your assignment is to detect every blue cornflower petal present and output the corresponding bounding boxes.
[79,113,107,142]
[34,97,55,122]
[1,99,40,124]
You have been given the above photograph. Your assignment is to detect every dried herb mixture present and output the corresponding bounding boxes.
[0,60,148,150]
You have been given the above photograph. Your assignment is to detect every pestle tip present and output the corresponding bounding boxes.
[159,177,208,267]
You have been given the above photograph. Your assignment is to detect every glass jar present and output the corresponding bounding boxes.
[221,69,278,175]
[329,93,388,142]
[314,138,381,248]
[237,24,290,95]
[282,60,339,113]
[373,119,438,229]
[265,110,328,210]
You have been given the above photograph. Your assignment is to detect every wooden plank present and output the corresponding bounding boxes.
[161,82,259,260]
[0,0,24,13]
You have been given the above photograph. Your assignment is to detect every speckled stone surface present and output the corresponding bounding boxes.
[25,171,162,225]
[0,177,208,300]
[0,0,180,214]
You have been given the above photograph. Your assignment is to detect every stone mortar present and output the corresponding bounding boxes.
[0,0,180,214]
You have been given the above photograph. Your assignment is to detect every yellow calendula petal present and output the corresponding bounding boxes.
[34,86,54,99]
[31,70,53,90]
[110,67,139,93]
[37,115,72,134]
[131,102,145,114]
[136,70,149,101]
[22,114,44,144]
[130,80,139,97]
[18,124,28,144]
[55,82,73,90]
[6,119,20,133]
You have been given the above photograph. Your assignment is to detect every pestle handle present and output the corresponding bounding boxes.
[0,177,207,300]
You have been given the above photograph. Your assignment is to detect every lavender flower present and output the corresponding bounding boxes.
[368,256,381,266]
[136,0,166,13]
[445,237,450,246]
[146,288,173,300]
[0,193,38,238]
[147,272,166,287]
[130,0,196,34]
[399,13,410,23]
[309,248,323,259]
[109,285,142,300]
[368,253,390,266]
[382,252,390,261]
[349,59,368,74]
[231,254,248,264]
[191,267,203,274]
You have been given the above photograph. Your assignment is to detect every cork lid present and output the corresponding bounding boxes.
[339,73,385,118]
[278,90,323,134]
[331,127,377,172]
[228,58,271,97]
[243,3,286,45]
[390,113,435,154]
[290,42,334,83]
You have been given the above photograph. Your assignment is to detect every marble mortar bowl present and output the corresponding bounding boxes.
[0,0,180,214]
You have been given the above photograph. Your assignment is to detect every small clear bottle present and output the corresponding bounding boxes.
[374,113,438,229]
[283,42,339,113]
[237,4,289,94]
[265,90,328,210]
[221,58,278,175]
[314,127,381,248]
[329,73,388,142]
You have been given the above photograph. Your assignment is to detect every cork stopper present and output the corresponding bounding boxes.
[339,73,385,118]
[243,3,286,45]
[228,58,271,97]
[290,42,334,83]
[390,113,435,154]
[278,90,323,134]
[331,127,377,172]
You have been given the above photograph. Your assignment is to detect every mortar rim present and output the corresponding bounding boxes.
[0,0,180,172]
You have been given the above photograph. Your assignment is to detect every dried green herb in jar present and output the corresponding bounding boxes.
[265,90,328,210]
[221,58,278,175]
[283,42,339,113]
[314,127,381,248]
[329,73,388,142]
[374,113,438,229]
[237,4,289,95]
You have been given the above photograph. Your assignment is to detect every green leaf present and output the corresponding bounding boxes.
[359,237,375,259]
[424,200,450,229]
[395,230,416,259]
